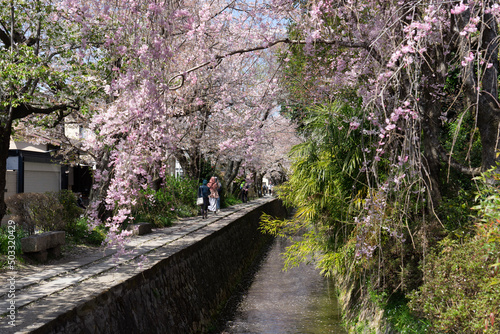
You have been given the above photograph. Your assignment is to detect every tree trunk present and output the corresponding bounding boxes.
[477,9,500,171]
[457,4,500,171]
[0,117,12,222]
[222,160,241,196]
[419,48,447,206]
[174,148,201,180]
[253,171,263,197]
[89,149,113,222]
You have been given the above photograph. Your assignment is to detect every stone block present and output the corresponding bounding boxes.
[127,222,153,236]
[21,235,47,253]
[21,231,65,262]
[21,231,65,253]
[48,245,62,259]
[31,250,48,263]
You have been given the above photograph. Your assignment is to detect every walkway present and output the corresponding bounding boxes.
[0,197,274,333]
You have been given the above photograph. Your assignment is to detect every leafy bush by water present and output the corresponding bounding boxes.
[409,167,500,333]
[408,236,500,333]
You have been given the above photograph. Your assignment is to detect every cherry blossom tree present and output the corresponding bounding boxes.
[49,0,296,249]
[168,53,282,180]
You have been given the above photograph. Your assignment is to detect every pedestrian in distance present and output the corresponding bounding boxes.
[76,193,86,209]
[207,176,219,214]
[215,177,222,212]
[198,180,210,219]
[242,183,249,203]
[240,181,246,203]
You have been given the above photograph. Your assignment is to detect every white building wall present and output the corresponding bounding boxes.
[5,170,17,199]
[24,162,60,193]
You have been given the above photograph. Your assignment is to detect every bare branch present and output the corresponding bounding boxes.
[168,37,382,90]
[11,103,78,121]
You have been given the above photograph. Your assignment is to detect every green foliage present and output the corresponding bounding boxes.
[408,237,500,333]
[57,190,84,225]
[472,166,500,224]
[260,213,352,276]
[66,216,106,245]
[222,193,241,207]
[0,1,107,113]
[441,110,482,168]
[0,224,26,256]
[436,189,475,231]
[406,166,500,333]
[281,101,366,225]
[260,101,368,280]
[472,166,500,287]
[348,320,376,334]
[5,191,83,235]
[133,176,199,227]
[2,190,105,251]
[384,295,430,334]
[259,213,305,239]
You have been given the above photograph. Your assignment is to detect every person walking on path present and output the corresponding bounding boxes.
[215,177,222,212]
[239,181,246,203]
[243,183,249,203]
[240,182,249,203]
[198,180,210,219]
[207,176,219,214]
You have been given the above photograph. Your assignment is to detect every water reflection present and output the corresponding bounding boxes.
[222,237,347,334]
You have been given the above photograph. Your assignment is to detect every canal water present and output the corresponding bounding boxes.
[217,237,347,334]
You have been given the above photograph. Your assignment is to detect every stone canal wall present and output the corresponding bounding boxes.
[30,198,286,334]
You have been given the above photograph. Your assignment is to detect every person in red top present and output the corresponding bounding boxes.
[207,176,219,214]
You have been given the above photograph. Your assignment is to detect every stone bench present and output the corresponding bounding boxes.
[126,222,153,236]
[21,231,65,263]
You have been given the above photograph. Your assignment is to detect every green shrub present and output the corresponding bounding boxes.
[0,224,26,255]
[66,217,106,245]
[384,295,430,333]
[0,224,26,268]
[86,224,107,245]
[472,165,500,287]
[408,167,500,333]
[436,189,475,231]
[133,176,199,227]
[6,192,64,234]
[56,190,84,230]
[5,191,83,235]
[408,237,500,333]
[223,193,241,207]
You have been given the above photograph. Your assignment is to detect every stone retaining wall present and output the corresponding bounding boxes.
[33,199,286,334]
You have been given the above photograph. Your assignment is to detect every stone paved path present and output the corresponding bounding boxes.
[0,197,273,333]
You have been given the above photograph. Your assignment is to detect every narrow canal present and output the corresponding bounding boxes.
[217,237,347,334]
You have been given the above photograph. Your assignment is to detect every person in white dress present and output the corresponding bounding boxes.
[207,176,219,213]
